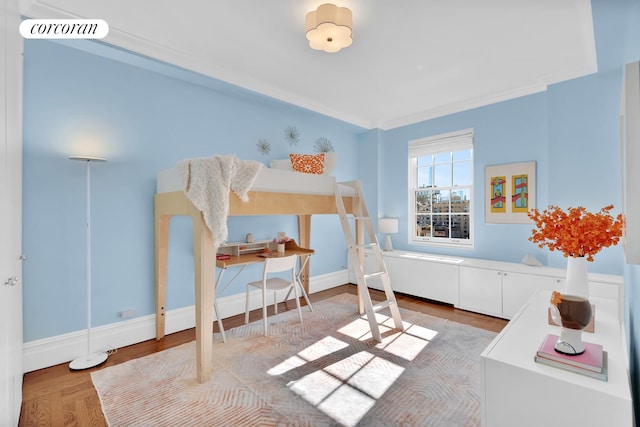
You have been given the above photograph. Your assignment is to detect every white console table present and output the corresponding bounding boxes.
[480,290,633,426]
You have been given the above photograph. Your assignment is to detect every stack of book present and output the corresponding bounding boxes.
[534,333,608,381]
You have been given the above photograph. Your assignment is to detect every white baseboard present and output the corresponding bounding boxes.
[22,269,348,373]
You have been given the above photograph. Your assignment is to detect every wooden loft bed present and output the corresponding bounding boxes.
[155,188,356,383]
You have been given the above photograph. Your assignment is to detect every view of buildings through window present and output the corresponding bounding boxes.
[409,131,473,247]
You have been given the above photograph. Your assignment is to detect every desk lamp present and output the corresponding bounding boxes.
[378,218,398,251]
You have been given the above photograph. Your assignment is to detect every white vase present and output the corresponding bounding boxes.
[565,256,589,298]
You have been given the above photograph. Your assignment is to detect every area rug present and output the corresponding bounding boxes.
[91,294,496,426]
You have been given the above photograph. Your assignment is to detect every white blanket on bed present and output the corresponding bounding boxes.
[177,155,262,242]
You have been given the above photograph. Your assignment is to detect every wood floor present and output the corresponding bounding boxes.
[19,284,507,426]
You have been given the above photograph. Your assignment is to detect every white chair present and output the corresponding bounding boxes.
[244,254,304,335]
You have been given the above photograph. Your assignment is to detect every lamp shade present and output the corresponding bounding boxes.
[305,3,353,53]
[379,218,398,234]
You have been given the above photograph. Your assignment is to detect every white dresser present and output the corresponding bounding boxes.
[480,290,633,426]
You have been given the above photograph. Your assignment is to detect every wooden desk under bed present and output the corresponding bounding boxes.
[155,189,357,383]
[213,240,314,342]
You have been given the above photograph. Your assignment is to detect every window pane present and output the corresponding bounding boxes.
[434,163,451,187]
[453,160,471,186]
[453,149,471,161]
[417,166,433,188]
[416,214,431,237]
[451,215,470,239]
[451,189,470,213]
[432,215,450,238]
[417,155,433,166]
[416,191,431,213]
[432,189,450,212]
[434,152,450,163]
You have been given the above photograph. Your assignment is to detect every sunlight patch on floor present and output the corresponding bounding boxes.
[375,320,438,361]
[337,313,396,341]
[288,350,402,427]
[317,382,376,427]
[275,314,438,426]
[327,351,405,399]
[267,335,349,375]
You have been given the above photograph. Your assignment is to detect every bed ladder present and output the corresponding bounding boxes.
[334,181,404,342]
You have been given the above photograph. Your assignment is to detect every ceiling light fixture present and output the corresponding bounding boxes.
[305,3,352,53]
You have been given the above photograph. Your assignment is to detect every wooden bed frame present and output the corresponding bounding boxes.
[155,189,356,383]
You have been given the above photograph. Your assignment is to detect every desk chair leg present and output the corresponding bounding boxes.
[262,286,269,335]
[262,288,269,336]
[244,286,251,324]
[285,279,313,312]
[273,291,278,315]
[292,279,303,324]
[214,299,227,343]
[297,255,313,312]
[297,279,313,312]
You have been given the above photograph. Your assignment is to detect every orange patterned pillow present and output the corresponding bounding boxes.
[289,153,325,175]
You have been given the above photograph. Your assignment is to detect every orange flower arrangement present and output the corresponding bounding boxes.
[528,205,623,261]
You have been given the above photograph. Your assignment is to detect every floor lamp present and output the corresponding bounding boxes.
[69,156,108,370]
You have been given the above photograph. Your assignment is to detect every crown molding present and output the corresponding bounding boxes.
[379,82,548,131]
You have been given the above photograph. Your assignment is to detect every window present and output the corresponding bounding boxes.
[408,129,473,247]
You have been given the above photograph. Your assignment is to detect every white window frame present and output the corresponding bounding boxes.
[408,129,474,248]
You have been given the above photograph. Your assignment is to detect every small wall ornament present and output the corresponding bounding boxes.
[313,137,334,153]
[256,139,271,155]
[284,126,301,146]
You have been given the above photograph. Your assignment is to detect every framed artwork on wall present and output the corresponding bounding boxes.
[485,161,536,224]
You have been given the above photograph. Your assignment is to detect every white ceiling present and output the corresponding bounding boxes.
[21,0,598,130]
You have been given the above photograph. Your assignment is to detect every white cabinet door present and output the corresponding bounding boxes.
[385,256,458,304]
[551,277,565,291]
[458,266,502,316]
[502,272,555,318]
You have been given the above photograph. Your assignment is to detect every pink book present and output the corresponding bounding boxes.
[536,334,604,372]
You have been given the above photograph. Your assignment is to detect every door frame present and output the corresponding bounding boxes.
[1,0,24,424]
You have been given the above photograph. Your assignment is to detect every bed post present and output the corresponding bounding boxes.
[154,210,171,340]
[192,210,216,383]
[298,214,312,295]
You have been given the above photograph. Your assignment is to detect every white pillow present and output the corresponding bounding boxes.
[323,151,337,175]
[270,151,337,175]
[269,158,293,171]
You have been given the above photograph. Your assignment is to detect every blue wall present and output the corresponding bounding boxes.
[22,40,363,342]
[369,93,558,268]
[367,75,624,274]
[546,70,624,273]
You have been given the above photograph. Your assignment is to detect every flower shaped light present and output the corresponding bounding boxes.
[305,3,353,53]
